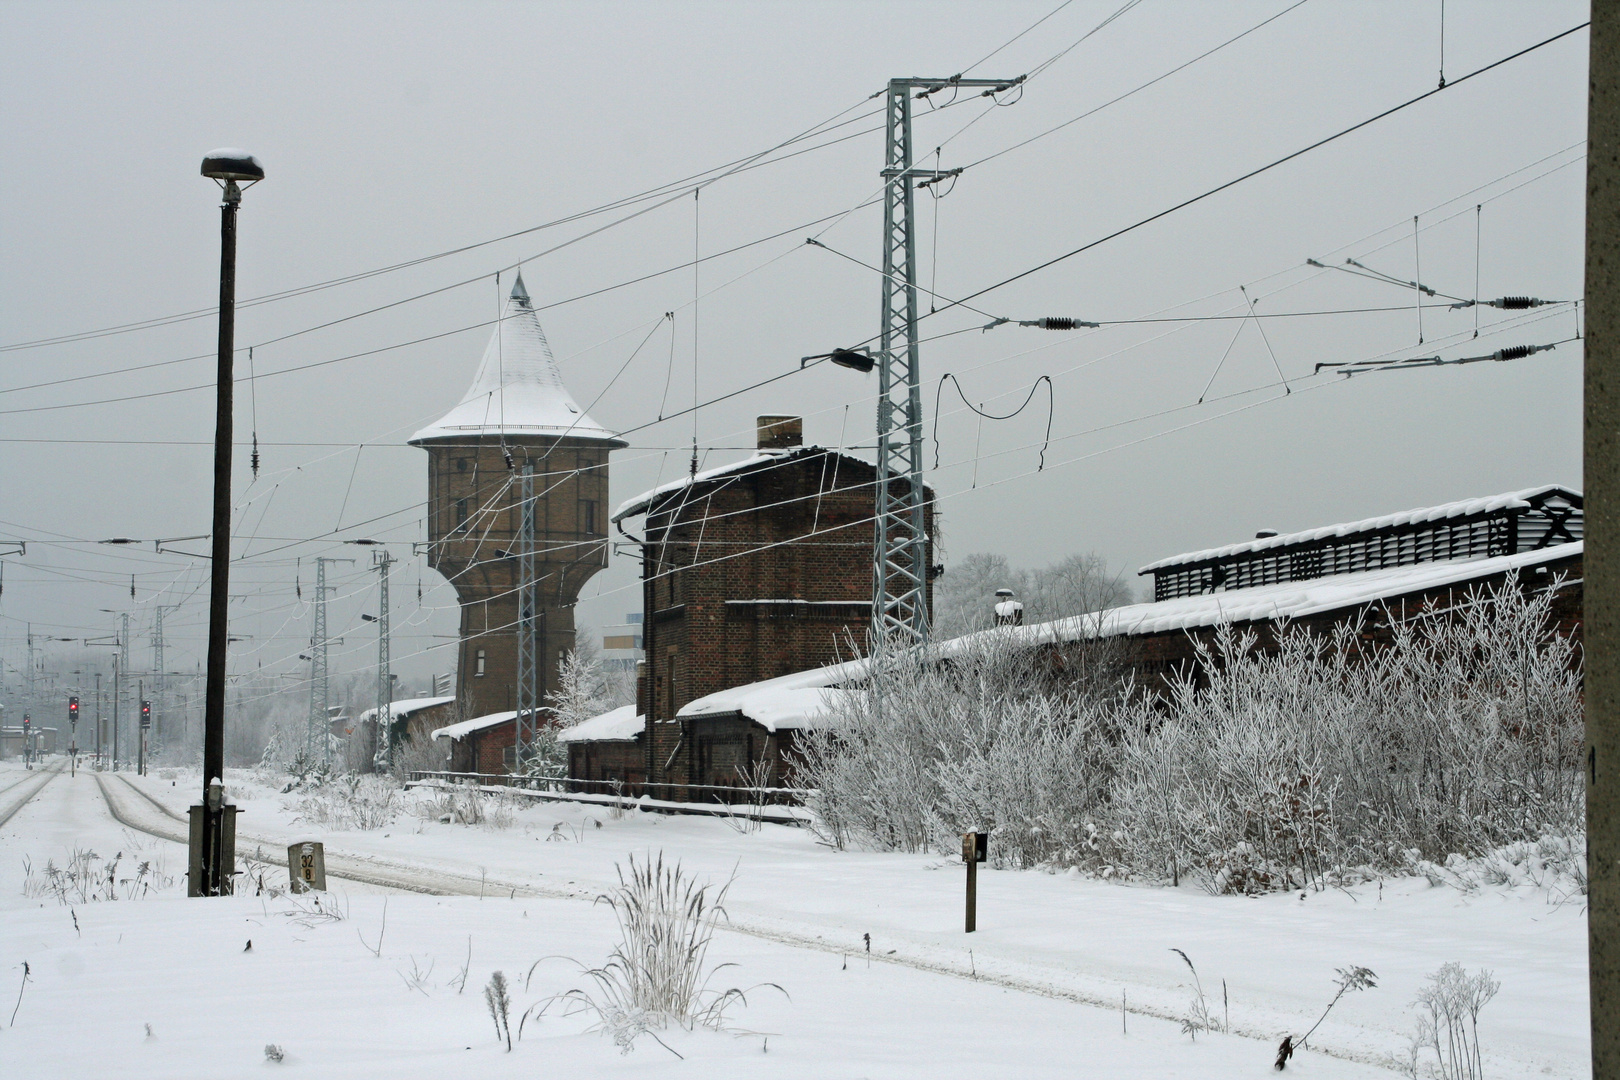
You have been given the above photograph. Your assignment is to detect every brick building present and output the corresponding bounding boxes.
[607,414,934,793]
[410,273,624,743]
[676,485,1584,754]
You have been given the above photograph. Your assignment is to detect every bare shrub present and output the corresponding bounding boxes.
[1409,962,1500,1080]
[289,773,401,831]
[1170,948,1217,1039]
[797,576,1583,890]
[412,785,518,829]
[484,971,513,1051]
[21,848,172,904]
[552,853,778,1053]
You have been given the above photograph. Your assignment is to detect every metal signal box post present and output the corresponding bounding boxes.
[963,831,987,932]
[187,779,239,897]
[288,841,327,893]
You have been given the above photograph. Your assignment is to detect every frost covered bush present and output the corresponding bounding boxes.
[21,847,172,903]
[1407,963,1500,1080]
[554,853,775,1053]
[797,576,1583,891]
[288,772,401,831]
[798,629,1134,867]
[414,785,519,829]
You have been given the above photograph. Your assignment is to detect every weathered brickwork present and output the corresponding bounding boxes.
[567,740,645,786]
[630,438,933,793]
[419,437,615,728]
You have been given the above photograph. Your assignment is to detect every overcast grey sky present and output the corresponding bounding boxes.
[0,1,1588,702]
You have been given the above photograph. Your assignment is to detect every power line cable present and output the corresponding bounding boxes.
[908,21,1588,332]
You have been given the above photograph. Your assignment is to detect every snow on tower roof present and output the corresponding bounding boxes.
[410,272,624,445]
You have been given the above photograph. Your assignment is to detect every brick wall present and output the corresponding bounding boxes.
[418,436,613,730]
[635,449,933,790]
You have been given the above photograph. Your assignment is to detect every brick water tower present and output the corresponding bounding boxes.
[411,273,624,727]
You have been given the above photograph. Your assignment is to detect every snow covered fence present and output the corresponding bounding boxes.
[404,773,815,825]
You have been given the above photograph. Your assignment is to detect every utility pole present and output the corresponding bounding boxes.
[306,556,352,768]
[118,613,129,769]
[515,465,540,770]
[153,602,181,746]
[872,76,1018,646]
[103,612,129,771]
[1587,7,1618,1075]
[94,673,102,767]
[195,148,262,898]
[371,549,394,773]
[24,624,35,723]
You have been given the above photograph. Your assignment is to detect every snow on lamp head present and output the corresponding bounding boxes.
[200,149,265,182]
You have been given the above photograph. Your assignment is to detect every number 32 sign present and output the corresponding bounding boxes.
[288,841,327,893]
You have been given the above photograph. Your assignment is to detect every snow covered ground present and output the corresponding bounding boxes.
[0,758,1590,1078]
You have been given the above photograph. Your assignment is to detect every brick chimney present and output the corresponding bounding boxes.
[756,415,803,450]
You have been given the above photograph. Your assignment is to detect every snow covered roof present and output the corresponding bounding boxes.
[612,447,805,522]
[679,541,1582,728]
[1023,541,1580,642]
[557,704,643,743]
[431,709,515,742]
[679,658,868,724]
[1140,485,1579,573]
[354,696,455,725]
[410,273,623,446]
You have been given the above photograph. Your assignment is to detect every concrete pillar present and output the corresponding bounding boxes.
[1587,6,1618,1076]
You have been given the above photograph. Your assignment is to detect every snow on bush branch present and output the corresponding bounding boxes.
[795,574,1583,893]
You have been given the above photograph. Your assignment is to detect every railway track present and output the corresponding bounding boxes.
[87,771,1384,1071]
[94,772,556,899]
[0,760,63,828]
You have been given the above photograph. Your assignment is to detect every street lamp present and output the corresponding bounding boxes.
[193,147,263,898]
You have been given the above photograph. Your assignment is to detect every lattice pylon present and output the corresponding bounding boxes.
[874,79,930,646]
[514,465,540,771]
[873,76,1018,647]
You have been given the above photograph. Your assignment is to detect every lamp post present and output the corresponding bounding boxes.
[193,148,263,897]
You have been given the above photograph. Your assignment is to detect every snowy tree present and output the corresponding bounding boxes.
[799,574,1584,891]
[548,644,610,729]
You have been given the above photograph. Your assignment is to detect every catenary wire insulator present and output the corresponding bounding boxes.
[1316,341,1558,377]
[1493,343,1549,361]
[1017,317,1099,330]
[1449,296,1557,310]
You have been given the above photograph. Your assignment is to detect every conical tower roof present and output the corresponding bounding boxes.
[409,272,621,445]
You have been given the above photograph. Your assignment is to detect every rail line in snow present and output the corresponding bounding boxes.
[0,760,63,829]
[89,772,1393,1071]
[94,772,559,899]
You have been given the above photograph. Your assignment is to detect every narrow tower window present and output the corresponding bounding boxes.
[455,498,469,531]
[474,648,486,677]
